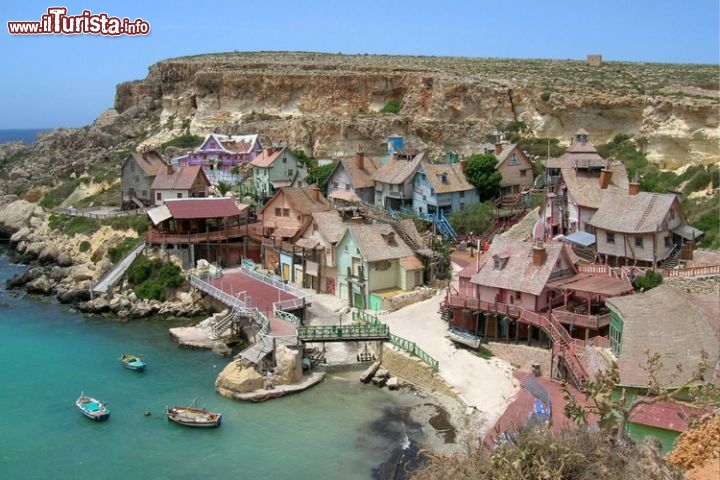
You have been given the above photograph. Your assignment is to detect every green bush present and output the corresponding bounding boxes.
[39,179,81,209]
[379,99,402,114]
[161,133,203,150]
[683,168,712,194]
[540,90,551,101]
[633,270,663,292]
[48,214,101,236]
[101,215,148,235]
[78,240,91,253]
[127,255,184,301]
[107,237,139,263]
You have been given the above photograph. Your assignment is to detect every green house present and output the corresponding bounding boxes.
[335,223,424,311]
[251,147,306,202]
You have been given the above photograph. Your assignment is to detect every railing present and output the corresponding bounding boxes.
[239,266,312,301]
[297,324,390,342]
[578,264,612,274]
[274,297,306,312]
[92,241,146,294]
[352,309,382,325]
[191,275,246,309]
[659,264,720,277]
[389,333,439,372]
[551,307,611,329]
[273,309,301,327]
[54,207,147,218]
[146,226,247,244]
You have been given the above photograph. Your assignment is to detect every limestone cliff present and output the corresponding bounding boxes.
[118,52,718,166]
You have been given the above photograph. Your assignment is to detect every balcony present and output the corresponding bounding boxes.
[550,305,610,330]
[146,226,248,245]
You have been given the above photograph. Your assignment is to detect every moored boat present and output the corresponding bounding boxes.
[120,353,146,371]
[76,393,110,421]
[165,406,222,428]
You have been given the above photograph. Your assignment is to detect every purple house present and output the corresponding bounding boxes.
[175,133,262,171]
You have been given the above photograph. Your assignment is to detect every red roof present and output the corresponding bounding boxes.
[629,401,708,432]
[164,198,244,219]
[151,165,209,190]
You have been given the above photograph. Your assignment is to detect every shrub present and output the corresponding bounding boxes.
[683,168,712,194]
[48,214,101,236]
[127,255,184,301]
[379,99,402,114]
[107,237,139,264]
[633,270,663,292]
[78,240,91,253]
[161,133,203,150]
[101,215,148,235]
[540,90,551,101]
[39,179,81,209]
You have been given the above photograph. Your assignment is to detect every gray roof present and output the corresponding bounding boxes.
[605,284,720,388]
[311,210,346,243]
[589,188,678,233]
[345,223,414,262]
[372,152,424,185]
[470,236,576,296]
[420,161,475,194]
[562,162,629,209]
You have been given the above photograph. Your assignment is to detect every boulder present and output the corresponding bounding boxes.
[69,265,95,282]
[0,200,36,237]
[38,244,61,265]
[26,274,54,295]
[9,227,30,244]
[49,266,70,281]
[386,377,402,390]
[215,362,264,397]
[272,345,303,385]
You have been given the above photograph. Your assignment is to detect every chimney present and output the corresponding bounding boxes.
[532,241,546,267]
[311,187,320,201]
[460,160,468,173]
[599,167,613,189]
[628,180,640,196]
[265,147,274,157]
[495,143,504,156]
[356,147,364,170]
[166,163,173,175]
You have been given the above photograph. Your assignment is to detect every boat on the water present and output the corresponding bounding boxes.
[76,393,110,421]
[165,406,222,428]
[120,353,146,371]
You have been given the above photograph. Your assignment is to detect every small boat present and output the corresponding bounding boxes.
[120,353,146,371]
[76,393,110,421]
[447,328,481,349]
[165,406,222,428]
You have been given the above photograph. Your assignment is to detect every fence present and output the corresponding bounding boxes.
[389,333,439,372]
[54,207,147,219]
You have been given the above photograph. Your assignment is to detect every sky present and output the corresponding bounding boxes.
[1,0,718,129]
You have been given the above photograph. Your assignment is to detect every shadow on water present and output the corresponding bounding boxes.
[368,405,426,480]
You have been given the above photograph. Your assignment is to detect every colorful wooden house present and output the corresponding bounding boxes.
[146,197,250,267]
[495,143,535,196]
[412,160,478,216]
[604,284,719,452]
[250,147,306,201]
[335,223,424,310]
[588,188,702,267]
[259,187,332,242]
[294,210,347,294]
[326,150,380,206]
[120,150,166,207]
[150,164,211,206]
[174,133,262,170]
[372,152,424,210]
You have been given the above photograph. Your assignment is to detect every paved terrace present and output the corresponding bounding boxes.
[207,267,305,337]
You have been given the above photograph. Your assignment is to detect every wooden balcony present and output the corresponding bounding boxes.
[551,306,610,330]
[146,226,248,245]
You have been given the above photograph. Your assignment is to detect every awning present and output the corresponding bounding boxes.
[564,231,596,247]
[295,238,320,249]
[270,180,293,188]
[672,224,704,241]
[272,226,299,238]
[147,204,171,225]
[329,190,362,203]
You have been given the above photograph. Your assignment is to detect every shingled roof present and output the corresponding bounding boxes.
[605,284,720,388]
[199,133,260,154]
[345,223,414,262]
[260,187,332,216]
[125,151,165,176]
[372,152,424,184]
[336,155,381,189]
[150,165,209,190]
[589,188,678,233]
[470,236,576,296]
[545,133,606,170]
[310,210,346,243]
[561,161,629,209]
[250,147,286,168]
[420,161,475,194]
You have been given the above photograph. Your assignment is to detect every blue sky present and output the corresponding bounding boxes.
[2,0,718,129]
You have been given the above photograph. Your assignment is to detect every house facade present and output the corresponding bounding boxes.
[175,133,262,170]
[251,147,305,201]
[295,210,346,294]
[412,160,478,216]
[495,144,535,195]
[336,223,424,310]
[372,152,424,210]
[150,165,211,206]
[326,150,380,206]
[120,151,166,207]
[259,187,332,242]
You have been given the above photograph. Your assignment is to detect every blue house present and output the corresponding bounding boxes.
[412,160,478,217]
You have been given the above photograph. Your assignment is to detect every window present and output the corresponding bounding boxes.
[520,169,527,177]
[664,236,672,248]
[156,192,161,200]
[130,163,135,172]
[669,208,675,220]
[333,182,339,190]
[282,157,287,163]
[509,154,520,166]
[142,190,147,197]
[177,193,182,198]
[345,184,350,191]
[606,232,615,244]
[283,208,290,217]
[634,237,643,248]
[287,169,293,176]
[459,191,465,198]
[134,175,140,183]
[275,207,281,216]
[516,292,522,300]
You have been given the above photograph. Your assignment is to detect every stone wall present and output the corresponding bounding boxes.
[379,346,456,398]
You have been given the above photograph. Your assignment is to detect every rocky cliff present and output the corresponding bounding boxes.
[118,52,718,166]
[1,52,718,199]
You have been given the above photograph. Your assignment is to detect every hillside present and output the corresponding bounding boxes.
[1,51,718,200]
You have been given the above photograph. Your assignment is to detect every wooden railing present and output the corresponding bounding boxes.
[147,226,247,244]
[551,307,611,329]
[659,264,720,277]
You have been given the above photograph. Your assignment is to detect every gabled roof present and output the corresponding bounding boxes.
[470,236,576,296]
[419,161,475,194]
[333,156,381,189]
[259,187,332,216]
[150,165,210,191]
[545,132,605,169]
[198,133,260,154]
[561,161,629,209]
[310,210,346,243]
[250,147,287,168]
[588,188,679,233]
[605,284,719,388]
[148,197,245,224]
[495,144,530,168]
[372,152,424,184]
[123,151,166,176]
[344,223,414,262]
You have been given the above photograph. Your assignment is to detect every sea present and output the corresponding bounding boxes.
[0,129,51,145]
[0,250,426,480]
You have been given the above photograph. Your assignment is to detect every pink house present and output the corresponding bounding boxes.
[175,133,262,171]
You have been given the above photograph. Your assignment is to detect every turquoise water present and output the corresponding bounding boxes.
[0,253,416,480]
